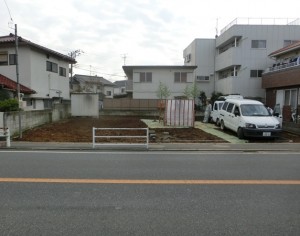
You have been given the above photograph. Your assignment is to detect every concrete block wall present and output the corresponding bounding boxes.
[0,104,71,137]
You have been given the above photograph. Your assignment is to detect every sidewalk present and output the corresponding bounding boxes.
[4,141,300,152]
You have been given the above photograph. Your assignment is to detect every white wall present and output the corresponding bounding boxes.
[183,39,216,97]
[0,45,70,102]
[71,93,99,117]
[215,24,300,98]
[132,68,195,99]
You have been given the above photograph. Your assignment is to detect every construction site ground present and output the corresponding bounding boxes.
[14,116,300,144]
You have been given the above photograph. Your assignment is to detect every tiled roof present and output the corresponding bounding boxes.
[0,74,36,94]
[0,34,76,63]
[72,74,115,86]
[269,41,300,57]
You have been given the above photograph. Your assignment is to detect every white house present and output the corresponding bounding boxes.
[183,18,300,100]
[0,34,76,110]
[122,65,197,99]
[113,80,128,98]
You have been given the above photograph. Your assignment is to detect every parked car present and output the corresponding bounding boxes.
[219,98,282,139]
[211,95,243,126]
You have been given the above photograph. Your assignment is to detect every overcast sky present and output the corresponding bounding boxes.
[0,0,299,81]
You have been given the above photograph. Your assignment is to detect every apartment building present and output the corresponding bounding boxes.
[183,18,300,101]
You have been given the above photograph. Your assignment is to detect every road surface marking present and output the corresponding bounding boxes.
[0,178,299,185]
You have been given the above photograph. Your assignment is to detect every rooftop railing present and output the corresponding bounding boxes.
[220,18,300,35]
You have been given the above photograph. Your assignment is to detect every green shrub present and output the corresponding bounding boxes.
[0,99,19,112]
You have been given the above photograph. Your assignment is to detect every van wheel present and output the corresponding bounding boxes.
[237,127,244,139]
[220,120,225,130]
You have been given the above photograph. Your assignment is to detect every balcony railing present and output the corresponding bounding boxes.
[264,58,300,74]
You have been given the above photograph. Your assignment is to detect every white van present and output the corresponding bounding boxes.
[211,95,243,126]
[219,99,282,139]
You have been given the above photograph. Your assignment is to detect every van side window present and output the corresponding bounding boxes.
[214,103,218,110]
[222,102,228,111]
[234,106,240,115]
[226,103,234,113]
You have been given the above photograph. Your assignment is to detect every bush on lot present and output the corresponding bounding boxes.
[0,99,19,112]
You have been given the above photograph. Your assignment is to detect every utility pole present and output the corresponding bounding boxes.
[14,24,22,138]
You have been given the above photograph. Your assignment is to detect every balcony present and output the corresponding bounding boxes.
[264,57,300,74]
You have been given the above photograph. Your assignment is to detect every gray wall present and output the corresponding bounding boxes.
[71,93,99,117]
[0,103,71,137]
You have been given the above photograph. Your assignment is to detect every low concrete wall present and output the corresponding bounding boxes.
[0,103,71,137]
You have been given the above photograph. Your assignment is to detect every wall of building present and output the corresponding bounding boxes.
[0,45,70,102]
[183,39,216,97]
[214,24,300,98]
[132,68,195,99]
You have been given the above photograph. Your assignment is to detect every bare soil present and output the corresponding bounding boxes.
[15,116,300,143]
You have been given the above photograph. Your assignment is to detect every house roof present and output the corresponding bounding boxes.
[0,34,76,63]
[113,80,127,87]
[0,74,36,94]
[72,74,115,87]
[269,41,300,57]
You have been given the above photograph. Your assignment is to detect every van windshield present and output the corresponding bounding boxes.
[240,104,270,116]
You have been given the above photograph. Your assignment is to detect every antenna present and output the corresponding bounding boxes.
[121,53,127,65]
[215,18,219,37]
[4,0,13,21]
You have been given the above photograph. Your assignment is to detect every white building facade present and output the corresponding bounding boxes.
[183,18,300,100]
[0,34,75,110]
[122,65,197,99]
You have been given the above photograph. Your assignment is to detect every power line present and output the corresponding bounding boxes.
[3,0,13,21]
[74,66,125,78]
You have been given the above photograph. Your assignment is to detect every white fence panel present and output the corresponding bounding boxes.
[165,99,194,127]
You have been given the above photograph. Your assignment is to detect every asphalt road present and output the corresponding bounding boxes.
[0,151,299,236]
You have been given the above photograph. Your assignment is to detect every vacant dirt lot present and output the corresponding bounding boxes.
[15,116,300,143]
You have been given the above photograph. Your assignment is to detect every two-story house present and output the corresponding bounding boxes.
[183,18,300,100]
[71,74,115,99]
[113,80,128,98]
[0,34,76,110]
[262,41,300,122]
[122,65,197,99]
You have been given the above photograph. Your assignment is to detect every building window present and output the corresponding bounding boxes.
[106,91,112,96]
[59,67,66,77]
[185,53,191,63]
[140,72,152,83]
[9,54,16,65]
[174,72,187,83]
[43,99,52,109]
[250,70,263,78]
[251,40,266,49]
[283,40,298,47]
[46,61,58,73]
[196,76,209,81]
[284,89,297,109]
[0,52,8,65]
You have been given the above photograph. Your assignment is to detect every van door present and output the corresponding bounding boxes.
[224,102,235,131]
[231,105,241,132]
